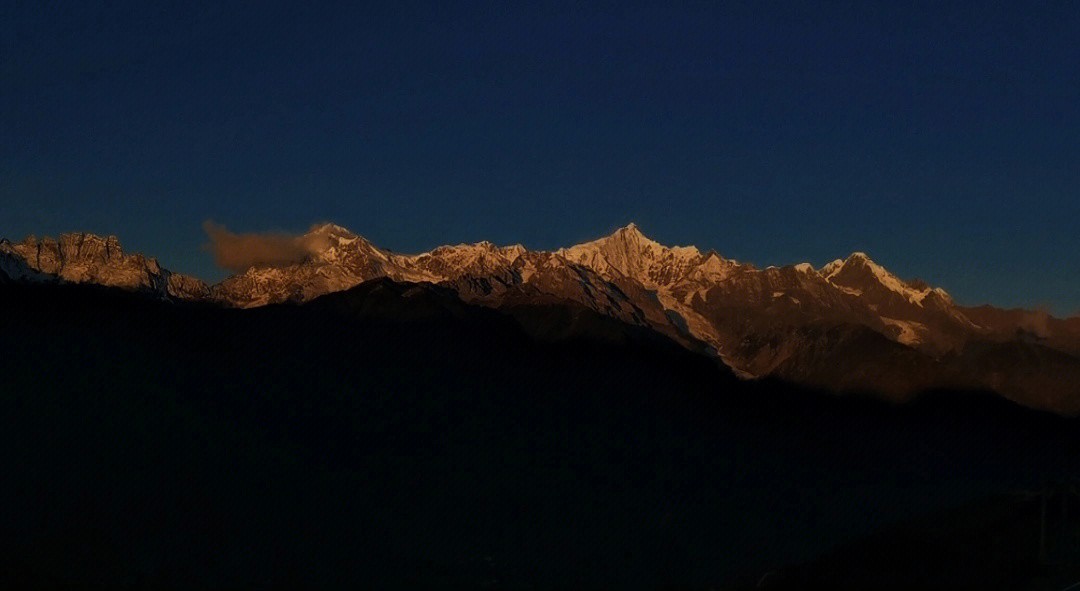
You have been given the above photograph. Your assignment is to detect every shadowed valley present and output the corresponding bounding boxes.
[2,279,1078,586]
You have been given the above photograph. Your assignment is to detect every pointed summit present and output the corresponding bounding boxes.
[602,222,652,245]
[308,223,357,239]
[829,252,895,287]
[821,251,950,309]
[822,252,875,278]
[558,223,661,280]
[555,223,712,288]
[606,222,662,251]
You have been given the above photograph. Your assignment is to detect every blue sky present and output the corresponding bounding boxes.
[3,1,1079,314]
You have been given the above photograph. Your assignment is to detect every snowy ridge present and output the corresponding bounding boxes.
[7,223,1080,413]
[823,252,949,308]
[2,223,992,379]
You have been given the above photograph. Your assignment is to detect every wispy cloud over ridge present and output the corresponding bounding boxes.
[202,221,331,272]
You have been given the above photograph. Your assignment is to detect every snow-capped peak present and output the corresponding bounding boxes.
[821,258,845,278]
[310,223,355,237]
[824,251,942,307]
[302,224,389,264]
[606,223,668,254]
[555,223,711,288]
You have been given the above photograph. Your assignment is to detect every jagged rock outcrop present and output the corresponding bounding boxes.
[167,273,212,301]
[0,233,209,300]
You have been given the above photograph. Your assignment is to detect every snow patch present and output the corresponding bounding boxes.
[836,285,863,297]
[821,259,845,278]
[880,317,925,346]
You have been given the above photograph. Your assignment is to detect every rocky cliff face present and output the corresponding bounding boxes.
[0,233,208,300]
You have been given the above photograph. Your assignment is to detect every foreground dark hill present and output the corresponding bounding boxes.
[763,488,1080,590]
[1,280,1078,586]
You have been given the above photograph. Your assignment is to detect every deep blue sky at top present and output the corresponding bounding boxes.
[2,1,1079,313]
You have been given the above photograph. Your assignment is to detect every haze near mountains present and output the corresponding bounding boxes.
[4,223,1080,413]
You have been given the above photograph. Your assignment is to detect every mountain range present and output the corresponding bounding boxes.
[4,228,1080,586]
[4,223,1080,414]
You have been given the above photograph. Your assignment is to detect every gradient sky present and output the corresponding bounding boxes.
[3,1,1079,314]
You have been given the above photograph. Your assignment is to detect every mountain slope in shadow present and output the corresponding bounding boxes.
[1,280,1078,586]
